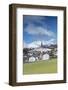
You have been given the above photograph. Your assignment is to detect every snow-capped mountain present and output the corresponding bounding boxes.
[24,41,41,48]
[28,41,42,48]
[24,39,56,48]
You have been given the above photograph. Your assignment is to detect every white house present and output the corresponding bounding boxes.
[42,53,50,60]
[29,56,35,62]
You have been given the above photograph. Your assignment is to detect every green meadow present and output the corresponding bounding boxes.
[23,58,57,75]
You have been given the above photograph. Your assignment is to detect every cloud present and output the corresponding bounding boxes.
[23,15,57,45]
[25,24,54,37]
[24,15,46,26]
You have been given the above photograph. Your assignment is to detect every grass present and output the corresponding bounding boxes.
[23,58,57,75]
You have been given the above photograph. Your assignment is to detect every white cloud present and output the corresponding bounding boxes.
[25,24,54,37]
[24,16,46,25]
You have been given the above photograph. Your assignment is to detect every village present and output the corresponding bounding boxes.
[23,42,57,63]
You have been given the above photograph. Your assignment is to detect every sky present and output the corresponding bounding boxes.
[23,15,57,48]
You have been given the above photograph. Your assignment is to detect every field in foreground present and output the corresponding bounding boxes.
[23,58,57,75]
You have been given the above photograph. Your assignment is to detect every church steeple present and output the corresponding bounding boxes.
[41,41,43,47]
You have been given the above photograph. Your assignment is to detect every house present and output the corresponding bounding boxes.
[29,56,35,62]
[42,53,50,60]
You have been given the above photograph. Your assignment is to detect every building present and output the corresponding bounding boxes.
[42,53,50,60]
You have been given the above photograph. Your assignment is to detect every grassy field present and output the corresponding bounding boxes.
[23,58,57,75]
